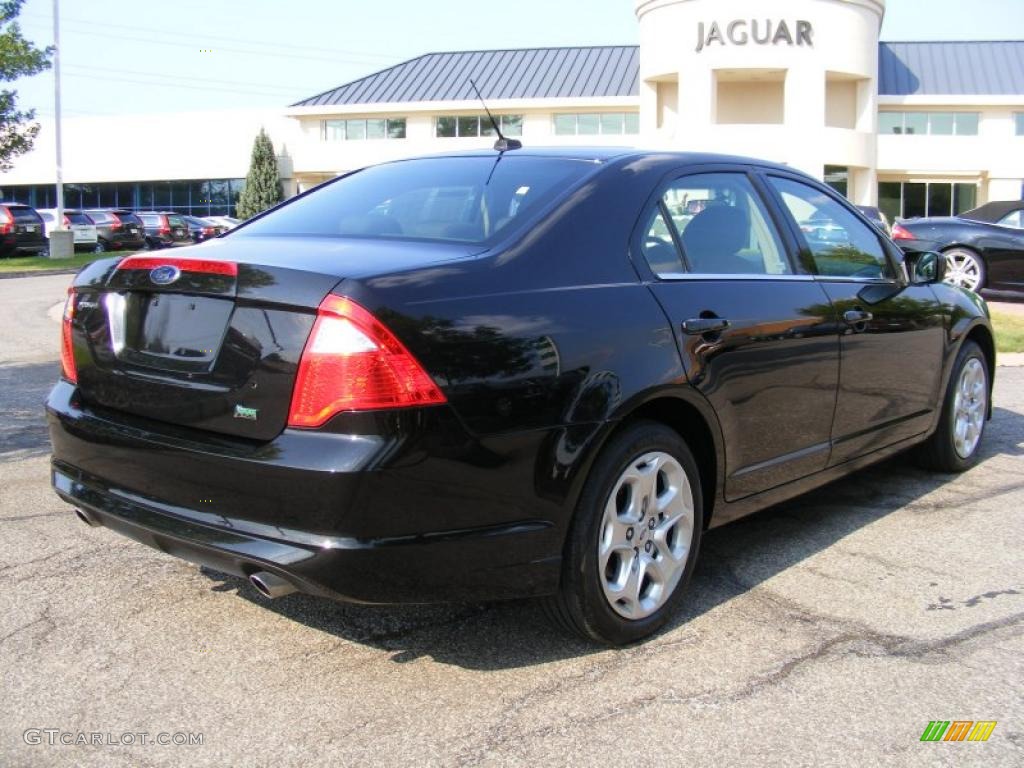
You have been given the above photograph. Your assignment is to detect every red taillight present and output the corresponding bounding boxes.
[288,296,446,428]
[891,222,913,240]
[115,255,238,276]
[63,215,70,227]
[109,212,122,231]
[60,288,77,383]
[0,221,11,235]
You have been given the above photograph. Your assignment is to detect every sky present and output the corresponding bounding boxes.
[8,0,1024,119]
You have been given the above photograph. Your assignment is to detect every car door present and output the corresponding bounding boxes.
[637,168,839,500]
[763,173,946,464]
[977,222,1024,292]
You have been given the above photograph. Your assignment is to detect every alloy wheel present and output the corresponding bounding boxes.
[598,451,694,620]
[952,357,986,459]
[943,249,983,292]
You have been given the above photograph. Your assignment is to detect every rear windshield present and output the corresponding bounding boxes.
[67,212,91,224]
[236,156,600,244]
[139,214,159,225]
[116,212,142,225]
[9,206,41,223]
[167,215,185,227]
[86,211,112,223]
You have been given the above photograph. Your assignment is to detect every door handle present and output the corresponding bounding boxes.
[682,317,730,335]
[843,309,873,325]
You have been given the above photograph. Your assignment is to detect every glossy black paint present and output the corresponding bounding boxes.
[47,149,996,606]
[897,211,1024,294]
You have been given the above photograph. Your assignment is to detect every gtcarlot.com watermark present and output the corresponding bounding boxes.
[24,729,203,747]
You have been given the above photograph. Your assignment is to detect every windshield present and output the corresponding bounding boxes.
[238,156,600,244]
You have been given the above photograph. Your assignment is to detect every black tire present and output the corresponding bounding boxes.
[543,420,704,645]
[94,239,108,254]
[918,340,989,472]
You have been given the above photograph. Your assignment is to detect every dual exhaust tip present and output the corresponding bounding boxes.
[72,506,297,600]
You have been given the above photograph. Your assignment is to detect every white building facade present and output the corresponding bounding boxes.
[3,0,1023,224]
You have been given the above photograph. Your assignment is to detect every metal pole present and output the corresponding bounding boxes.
[53,0,63,229]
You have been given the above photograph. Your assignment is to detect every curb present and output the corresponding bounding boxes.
[0,268,79,280]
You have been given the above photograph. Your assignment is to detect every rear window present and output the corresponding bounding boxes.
[86,211,112,223]
[9,206,41,223]
[167,215,185,227]
[67,212,91,224]
[139,214,159,225]
[237,156,600,244]
[116,212,142,225]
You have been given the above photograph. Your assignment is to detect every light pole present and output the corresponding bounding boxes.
[49,0,72,258]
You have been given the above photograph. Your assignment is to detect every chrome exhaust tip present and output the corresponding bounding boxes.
[249,571,297,599]
[73,507,100,527]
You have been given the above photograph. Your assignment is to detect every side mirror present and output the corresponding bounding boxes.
[904,250,946,285]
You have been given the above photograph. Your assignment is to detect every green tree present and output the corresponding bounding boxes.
[0,1,52,171]
[236,127,282,220]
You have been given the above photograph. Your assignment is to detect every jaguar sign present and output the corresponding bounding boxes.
[696,19,814,53]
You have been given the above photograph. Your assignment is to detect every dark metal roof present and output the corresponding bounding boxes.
[878,41,1024,96]
[292,46,639,106]
[293,41,1024,107]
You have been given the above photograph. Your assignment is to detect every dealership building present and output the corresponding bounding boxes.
[3,0,1023,223]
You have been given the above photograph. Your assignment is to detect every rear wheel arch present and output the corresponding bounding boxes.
[576,394,721,529]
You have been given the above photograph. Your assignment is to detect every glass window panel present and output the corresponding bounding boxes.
[345,120,366,140]
[824,165,849,199]
[929,112,954,135]
[457,115,479,137]
[903,183,926,218]
[138,184,154,209]
[63,184,81,209]
[903,112,927,135]
[667,173,790,275]
[600,113,624,134]
[577,114,600,135]
[878,182,901,224]
[152,182,172,208]
[998,210,1023,228]
[624,113,640,134]
[955,112,979,135]
[926,183,952,217]
[953,183,977,215]
[480,116,497,137]
[323,120,345,141]
[365,119,386,140]
[1016,113,1024,136]
[97,183,117,208]
[79,185,98,208]
[189,181,207,209]
[435,116,456,138]
[169,181,190,209]
[640,208,684,276]
[770,177,889,278]
[501,115,523,137]
[878,112,903,134]
[387,118,406,139]
[115,183,136,209]
[553,114,577,135]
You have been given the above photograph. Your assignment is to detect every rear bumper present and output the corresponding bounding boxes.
[46,381,563,604]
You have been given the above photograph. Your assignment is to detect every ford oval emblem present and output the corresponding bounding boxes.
[149,265,181,285]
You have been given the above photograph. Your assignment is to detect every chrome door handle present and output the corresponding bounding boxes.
[682,317,730,335]
[843,309,873,324]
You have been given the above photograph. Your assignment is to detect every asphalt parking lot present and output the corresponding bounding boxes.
[1,273,1021,767]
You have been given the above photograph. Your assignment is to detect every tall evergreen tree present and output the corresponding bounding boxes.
[236,127,282,219]
[0,0,52,171]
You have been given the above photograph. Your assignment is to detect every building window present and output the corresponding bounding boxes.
[824,166,849,198]
[877,181,977,221]
[878,111,980,136]
[1015,113,1024,135]
[434,114,523,138]
[322,118,406,141]
[0,179,244,217]
[553,112,640,136]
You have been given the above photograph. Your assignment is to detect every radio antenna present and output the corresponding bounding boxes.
[469,79,522,152]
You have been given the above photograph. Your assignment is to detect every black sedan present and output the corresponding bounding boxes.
[183,215,229,243]
[892,201,1024,295]
[48,149,995,645]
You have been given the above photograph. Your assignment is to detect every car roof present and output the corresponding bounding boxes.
[386,146,796,174]
[960,200,1024,223]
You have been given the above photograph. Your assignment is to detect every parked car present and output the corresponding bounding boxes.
[205,215,241,230]
[83,209,147,252]
[37,209,99,251]
[49,149,995,645]
[136,211,191,249]
[856,205,891,235]
[182,215,227,243]
[892,201,1024,294]
[0,202,46,256]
